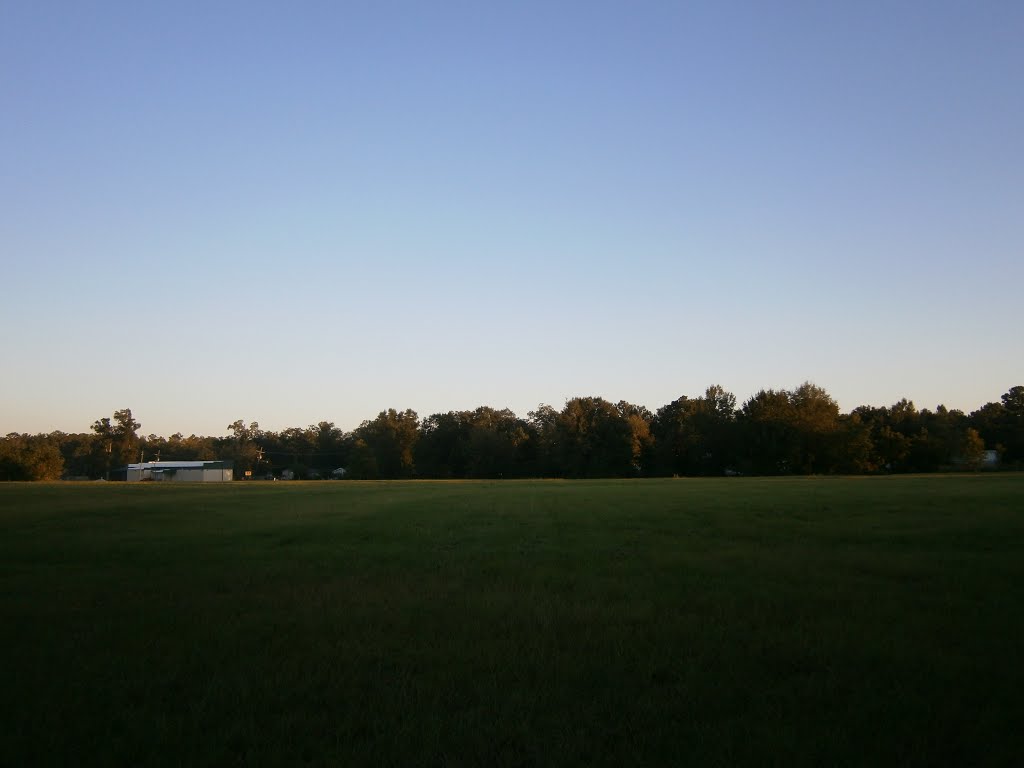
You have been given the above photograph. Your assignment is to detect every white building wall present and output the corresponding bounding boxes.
[127,462,232,482]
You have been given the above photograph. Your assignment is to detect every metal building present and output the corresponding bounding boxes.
[126,461,233,482]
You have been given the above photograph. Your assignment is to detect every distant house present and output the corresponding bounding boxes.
[126,461,233,482]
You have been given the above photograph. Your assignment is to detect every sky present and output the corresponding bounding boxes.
[2,1,1022,437]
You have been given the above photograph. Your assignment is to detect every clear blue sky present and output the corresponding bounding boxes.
[2,1,1021,437]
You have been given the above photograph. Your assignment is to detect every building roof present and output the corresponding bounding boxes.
[127,461,233,470]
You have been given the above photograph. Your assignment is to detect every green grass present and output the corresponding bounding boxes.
[1,476,1022,766]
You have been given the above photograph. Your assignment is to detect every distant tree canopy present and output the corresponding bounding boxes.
[2,385,1022,480]
[0,434,64,481]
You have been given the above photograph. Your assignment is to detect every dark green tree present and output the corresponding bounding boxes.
[90,408,141,475]
[1000,386,1024,463]
[526,404,560,477]
[224,420,263,478]
[738,389,797,474]
[789,382,841,473]
[0,434,64,481]
[311,421,352,476]
[653,385,737,476]
[416,411,472,478]
[354,409,419,478]
[466,407,530,478]
[555,397,637,477]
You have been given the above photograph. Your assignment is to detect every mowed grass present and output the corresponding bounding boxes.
[1,477,1022,767]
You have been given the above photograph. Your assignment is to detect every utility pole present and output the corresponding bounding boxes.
[249,444,262,481]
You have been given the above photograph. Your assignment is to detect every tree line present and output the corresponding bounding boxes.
[2,385,1022,481]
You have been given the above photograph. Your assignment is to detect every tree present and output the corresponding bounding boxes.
[617,401,655,475]
[968,387,1024,466]
[653,395,696,475]
[171,433,217,461]
[969,401,1007,456]
[416,411,472,478]
[958,428,986,470]
[526,404,560,477]
[91,408,141,476]
[57,432,100,478]
[224,420,263,478]
[999,386,1024,464]
[310,421,352,476]
[464,407,530,478]
[738,389,798,474]
[345,438,378,479]
[553,397,637,477]
[736,384,841,474]
[789,382,840,473]
[853,403,915,472]
[1002,386,1024,413]
[354,409,419,478]
[279,426,318,478]
[0,434,64,481]
[652,386,737,476]
[911,405,973,471]
[834,413,877,474]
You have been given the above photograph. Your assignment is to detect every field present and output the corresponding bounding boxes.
[1,476,1022,766]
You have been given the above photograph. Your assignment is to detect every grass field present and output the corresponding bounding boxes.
[1,476,1022,766]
